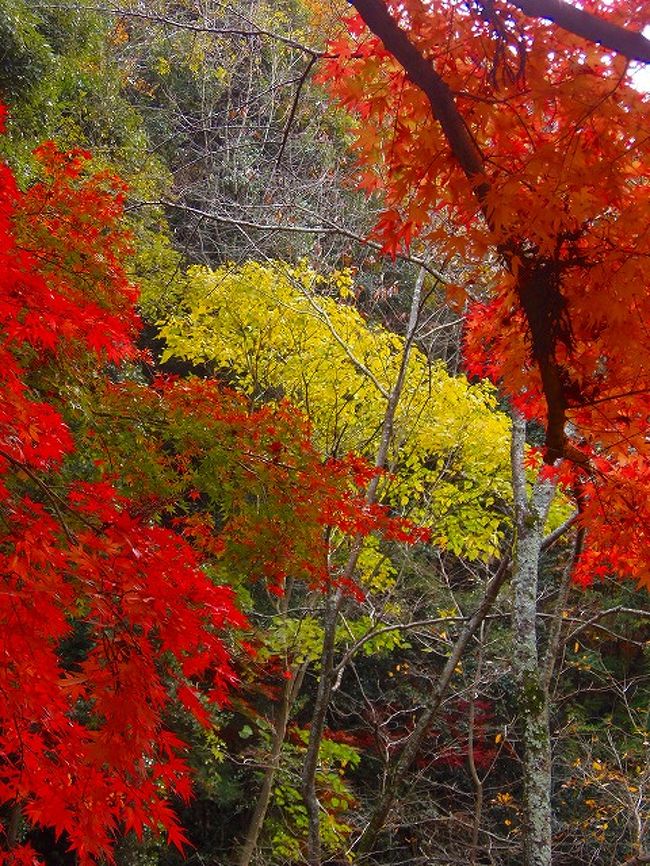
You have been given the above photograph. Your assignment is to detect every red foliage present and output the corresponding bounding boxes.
[0,112,425,862]
[320,1,650,590]
[0,129,248,864]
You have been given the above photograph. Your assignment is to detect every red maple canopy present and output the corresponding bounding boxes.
[320,0,650,588]
[0,108,423,863]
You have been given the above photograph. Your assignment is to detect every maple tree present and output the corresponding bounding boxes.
[319,0,650,590]
[0,105,424,865]
[314,4,650,864]
[0,105,242,865]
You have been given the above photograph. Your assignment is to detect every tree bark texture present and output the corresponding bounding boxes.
[510,414,556,866]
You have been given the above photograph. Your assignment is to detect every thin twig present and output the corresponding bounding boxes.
[129,199,449,283]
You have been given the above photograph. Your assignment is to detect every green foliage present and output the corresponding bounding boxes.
[0,0,180,320]
[0,0,53,105]
[268,731,360,861]
[337,615,410,657]
[265,608,409,672]
[0,2,154,184]
[355,537,397,592]
[268,615,325,666]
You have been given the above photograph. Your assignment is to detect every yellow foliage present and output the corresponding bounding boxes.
[160,260,514,560]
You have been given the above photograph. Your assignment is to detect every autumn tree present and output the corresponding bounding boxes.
[0,111,240,865]
[0,107,433,865]
[158,256,536,863]
[3,3,650,865]
[319,1,650,863]
[321,0,650,559]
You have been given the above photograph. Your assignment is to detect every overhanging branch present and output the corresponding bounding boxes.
[350,0,491,213]
[506,0,650,64]
[349,0,574,461]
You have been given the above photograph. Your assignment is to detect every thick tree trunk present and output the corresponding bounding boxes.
[510,414,556,866]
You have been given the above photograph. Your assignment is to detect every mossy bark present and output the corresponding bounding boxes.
[511,414,556,866]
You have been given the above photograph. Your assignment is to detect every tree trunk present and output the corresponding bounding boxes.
[236,663,307,866]
[510,414,556,866]
[300,267,426,865]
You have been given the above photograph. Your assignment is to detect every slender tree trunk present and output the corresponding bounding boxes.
[510,414,556,866]
[236,663,307,866]
[353,417,575,858]
[467,622,486,866]
[354,553,511,855]
[300,267,426,866]
[7,803,20,849]
[542,526,584,692]
[301,585,345,866]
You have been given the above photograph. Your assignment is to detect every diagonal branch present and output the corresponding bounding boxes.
[506,0,650,64]
[275,54,319,167]
[130,198,448,282]
[350,0,491,214]
[348,0,575,461]
[354,549,512,854]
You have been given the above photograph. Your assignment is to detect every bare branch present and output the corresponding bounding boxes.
[131,198,448,282]
[276,54,319,167]
[540,511,578,550]
[35,3,324,56]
